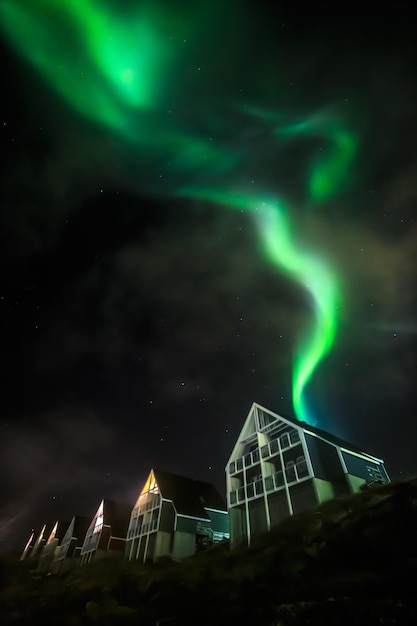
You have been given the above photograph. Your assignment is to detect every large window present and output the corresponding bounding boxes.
[93,502,104,534]
[246,483,255,498]
[280,433,290,449]
[270,439,279,455]
[289,430,301,444]
[261,444,269,459]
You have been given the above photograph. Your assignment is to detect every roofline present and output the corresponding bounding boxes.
[177,513,211,522]
[339,445,384,464]
[226,402,385,466]
[304,429,384,462]
[204,507,228,515]
[226,402,260,465]
[109,535,127,541]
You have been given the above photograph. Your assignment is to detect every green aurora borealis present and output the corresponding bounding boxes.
[0,0,359,426]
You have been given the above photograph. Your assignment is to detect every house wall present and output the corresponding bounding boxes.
[108,537,126,552]
[228,507,247,547]
[172,531,195,560]
[176,516,199,534]
[82,529,101,556]
[37,539,61,574]
[205,509,229,536]
[155,531,171,559]
[312,476,341,503]
[290,480,318,513]
[341,451,388,486]
[227,404,390,548]
[267,490,290,527]
[248,497,268,538]
[126,500,173,563]
[159,501,175,533]
[98,526,111,550]
[346,474,367,493]
[305,434,353,498]
[305,435,345,482]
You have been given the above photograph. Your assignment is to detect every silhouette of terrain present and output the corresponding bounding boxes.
[1,478,417,625]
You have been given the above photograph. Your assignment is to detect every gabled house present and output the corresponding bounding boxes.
[25,522,55,565]
[37,519,70,573]
[20,529,37,561]
[126,468,229,563]
[51,515,91,575]
[226,402,390,546]
[80,499,131,566]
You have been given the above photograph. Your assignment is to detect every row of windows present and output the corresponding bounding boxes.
[229,430,301,474]
[80,551,94,566]
[367,466,386,482]
[228,459,309,505]
[132,495,161,517]
[82,532,99,550]
[127,518,158,539]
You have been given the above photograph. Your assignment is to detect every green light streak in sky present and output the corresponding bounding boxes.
[0,0,355,425]
[277,115,358,203]
[257,202,339,425]
[0,0,168,133]
[177,187,339,425]
[245,108,358,203]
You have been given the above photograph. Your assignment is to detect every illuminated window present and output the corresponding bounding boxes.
[47,521,58,544]
[367,466,384,482]
[93,501,104,533]
[141,471,159,496]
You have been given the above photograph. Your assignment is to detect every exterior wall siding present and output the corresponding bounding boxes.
[341,451,387,484]
[305,434,346,481]
[159,501,175,533]
[172,531,196,560]
[226,403,389,547]
[155,531,172,559]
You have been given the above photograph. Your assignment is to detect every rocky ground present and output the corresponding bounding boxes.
[1,477,417,625]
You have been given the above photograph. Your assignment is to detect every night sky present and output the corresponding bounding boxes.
[1,2,416,554]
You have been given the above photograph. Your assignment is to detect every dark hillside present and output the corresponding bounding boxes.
[1,478,417,625]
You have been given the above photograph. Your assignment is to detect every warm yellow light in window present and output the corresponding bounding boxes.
[47,521,58,544]
[141,470,159,496]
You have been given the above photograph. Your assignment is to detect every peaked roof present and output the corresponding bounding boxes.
[286,414,369,456]
[152,469,227,520]
[262,403,383,459]
[62,515,91,545]
[47,519,71,544]
[100,499,132,537]
[72,515,91,540]
[229,402,383,463]
[32,522,54,551]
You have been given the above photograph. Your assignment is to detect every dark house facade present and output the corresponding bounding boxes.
[51,515,91,574]
[80,499,131,566]
[226,402,390,546]
[37,520,70,573]
[22,522,55,565]
[126,469,229,563]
